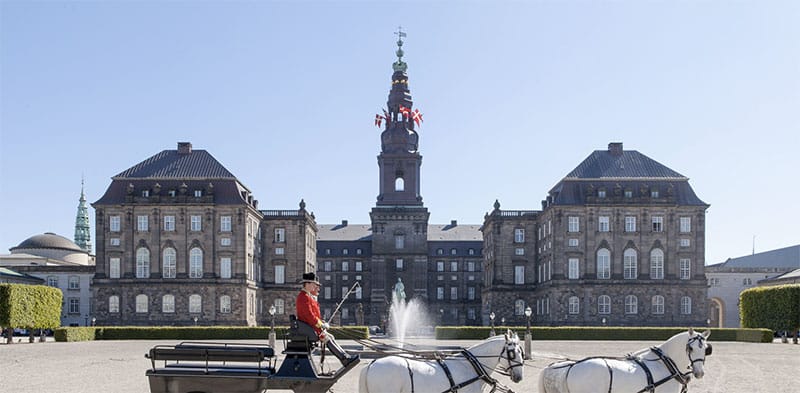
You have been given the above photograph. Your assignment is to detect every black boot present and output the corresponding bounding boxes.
[326,338,359,366]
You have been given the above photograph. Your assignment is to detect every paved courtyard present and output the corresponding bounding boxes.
[0,337,797,392]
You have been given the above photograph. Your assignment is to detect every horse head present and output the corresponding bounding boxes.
[502,330,525,383]
[685,327,712,379]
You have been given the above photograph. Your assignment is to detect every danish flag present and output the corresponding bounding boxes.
[398,105,410,117]
[375,114,385,128]
[412,109,424,127]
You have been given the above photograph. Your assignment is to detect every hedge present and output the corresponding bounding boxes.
[740,284,800,333]
[0,284,62,329]
[435,326,772,343]
[54,325,369,342]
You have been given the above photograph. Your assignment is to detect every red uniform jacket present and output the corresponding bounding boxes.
[296,290,324,336]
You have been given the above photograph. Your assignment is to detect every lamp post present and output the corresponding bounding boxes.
[193,317,198,326]
[489,312,495,337]
[524,306,532,360]
[601,317,607,326]
[268,305,277,348]
[91,317,96,327]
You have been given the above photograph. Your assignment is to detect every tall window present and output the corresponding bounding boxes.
[468,287,475,300]
[109,258,120,279]
[598,295,611,314]
[162,295,175,313]
[110,216,120,232]
[450,287,458,300]
[324,261,332,272]
[274,228,285,242]
[221,216,232,232]
[355,261,362,271]
[681,296,692,314]
[568,258,579,279]
[568,217,580,232]
[467,261,475,272]
[69,298,80,313]
[275,265,285,284]
[598,216,610,232]
[568,296,580,314]
[342,261,349,271]
[109,296,120,313]
[396,258,404,270]
[189,294,202,313]
[164,216,175,231]
[163,248,176,279]
[220,295,231,313]
[437,287,444,300]
[395,177,404,191]
[135,294,148,313]
[47,276,58,287]
[190,215,202,231]
[625,295,638,314]
[652,295,665,314]
[189,248,203,278]
[680,258,691,280]
[324,287,331,299]
[395,234,405,249]
[355,286,362,299]
[514,265,525,284]
[679,217,691,233]
[623,249,638,279]
[650,249,664,279]
[137,215,149,232]
[220,257,232,279]
[625,216,636,232]
[514,228,525,243]
[652,216,664,232]
[274,298,285,314]
[136,248,150,278]
[596,248,610,279]
[450,261,458,272]
[515,299,525,315]
[68,276,80,289]
[437,261,444,272]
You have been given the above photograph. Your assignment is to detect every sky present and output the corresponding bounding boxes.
[1,1,798,266]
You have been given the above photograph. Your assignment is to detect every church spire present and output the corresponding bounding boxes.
[379,27,422,154]
[74,177,92,253]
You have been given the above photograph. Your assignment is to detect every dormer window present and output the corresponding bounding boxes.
[625,190,633,198]
[168,190,176,197]
[194,190,202,197]
[598,189,607,198]
[651,190,659,198]
[142,190,149,197]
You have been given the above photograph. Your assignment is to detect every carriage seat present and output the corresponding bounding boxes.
[285,315,320,354]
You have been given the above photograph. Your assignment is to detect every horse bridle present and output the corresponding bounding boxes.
[497,335,525,375]
[686,334,712,367]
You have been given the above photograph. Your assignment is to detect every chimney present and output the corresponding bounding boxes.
[177,142,193,155]
[450,220,457,226]
[341,220,348,226]
[608,142,623,157]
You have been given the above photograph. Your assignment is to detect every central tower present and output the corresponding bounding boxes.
[369,30,430,318]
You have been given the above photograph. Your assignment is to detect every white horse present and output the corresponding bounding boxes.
[359,330,525,393]
[539,328,712,393]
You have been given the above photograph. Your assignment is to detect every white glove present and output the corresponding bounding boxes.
[321,322,330,330]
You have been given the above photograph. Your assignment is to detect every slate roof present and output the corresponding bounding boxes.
[114,149,236,179]
[316,224,483,242]
[564,149,686,180]
[710,245,800,269]
[0,267,44,284]
[10,233,85,253]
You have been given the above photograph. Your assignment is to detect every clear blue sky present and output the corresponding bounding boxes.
[1,1,798,265]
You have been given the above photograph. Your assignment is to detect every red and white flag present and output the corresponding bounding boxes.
[412,108,424,127]
[399,105,410,116]
[375,114,384,127]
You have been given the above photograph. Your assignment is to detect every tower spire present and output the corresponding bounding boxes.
[74,176,92,253]
[380,28,419,154]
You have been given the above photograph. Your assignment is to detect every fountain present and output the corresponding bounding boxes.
[388,278,432,345]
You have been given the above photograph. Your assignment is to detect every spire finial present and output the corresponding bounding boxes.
[393,26,407,72]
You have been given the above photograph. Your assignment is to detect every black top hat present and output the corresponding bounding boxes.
[301,272,320,285]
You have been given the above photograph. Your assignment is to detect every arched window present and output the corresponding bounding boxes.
[568,296,580,314]
[136,248,150,278]
[395,177,405,192]
[652,295,665,314]
[625,295,638,314]
[189,248,203,278]
[680,296,692,315]
[189,294,202,313]
[135,294,148,313]
[598,295,611,314]
[596,248,610,279]
[623,249,638,279]
[650,249,664,279]
[109,296,120,313]
[514,299,525,315]
[162,294,175,313]
[163,248,176,279]
[220,295,231,314]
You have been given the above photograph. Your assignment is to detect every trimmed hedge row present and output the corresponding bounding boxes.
[54,325,370,342]
[0,284,62,329]
[435,326,772,343]
[741,284,800,333]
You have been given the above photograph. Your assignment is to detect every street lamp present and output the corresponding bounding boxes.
[268,305,277,347]
[91,317,96,327]
[489,312,496,337]
[501,317,505,326]
[524,307,532,333]
[193,317,198,326]
[523,306,532,360]
[601,317,607,326]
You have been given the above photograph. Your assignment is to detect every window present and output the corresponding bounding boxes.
[162,295,175,313]
[47,276,58,287]
[395,177,404,191]
[342,261,349,271]
[109,296,120,313]
[189,294,202,313]
[136,294,148,313]
[275,247,284,255]
[568,296,580,314]
[681,296,692,315]
[110,216,120,232]
[568,217,580,233]
[437,287,444,300]
[110,238,120,246]
[109,258,120,279]
[142,190,149,197]
[514,265,524,284]
[221,216,232,232]
[468,287,475,300]
[451,275,457,281]
[275,265,285,284]
[568,258,579,279]
[680,238,690,248]
[652,216,663,232]
[743,278,753,285]
[342,249,349,255]
[168,190,176,197]
[514,228,525,243]
[325,249,331,255]
[625,295,638,314]
[598,189,606,198]
[568,238,579,247]
[467,261,475,272]
[652,295,665,314]
[341,286,348,299]
[191,215,202,231]
[625,190,633,198]
[66,275,79,289]
[650,249,664,279]
[468,308,476,320]
[324,261,332,272]
[450,287,458,300]
[162,248,176,278]
[598,216,610,232]
[68,298,80,313]
[450,261,458,272]
[192,190,201,197]
[515,248,524,256]
[136,248,150,278]
[274,298,285,314]
[680,258,691,280]
[437,248,444,255]
[680,217,691,233]
[355,261,362,271]
[437,261,444,272]
[137,215,149,232]
[625,216,636,232]
[274,228,285,243]
[221,237,231,246]
[324,287,331,299]
[356,248,362,255]
[220,295,231,313]
[596,248,610,279]
[515,299,525,315]
[164,216,175,231]
[221,258,232,279]
[623,249,638,279]
[396,258,403,270]
[709,277,720,286]
[341,307,350,320]
[468,248,475,256]
[395,234,405,249]
[189,248,203,278]
[355,286,362,299]
[651,190,659,198]
[598,295,611,314]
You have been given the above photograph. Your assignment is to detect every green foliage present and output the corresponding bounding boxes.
[54,327,97,342]
[0,284,62,329]
[740,284,800,333]
[435,326,772,342]
[54,325,370,342]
